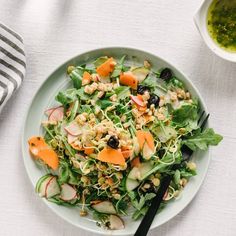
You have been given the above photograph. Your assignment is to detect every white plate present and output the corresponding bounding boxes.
[22,47,210,235]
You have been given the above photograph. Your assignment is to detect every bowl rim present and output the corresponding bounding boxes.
[194,0,236,62]
[21,46,210,235]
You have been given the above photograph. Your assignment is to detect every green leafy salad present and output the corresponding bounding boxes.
[28,55,222,230]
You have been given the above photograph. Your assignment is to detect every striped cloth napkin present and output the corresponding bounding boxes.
[0,23,25,112]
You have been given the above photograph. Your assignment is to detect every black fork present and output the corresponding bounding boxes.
[134,112,210,236]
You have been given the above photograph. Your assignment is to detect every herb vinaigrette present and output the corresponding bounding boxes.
[207,0,236,52]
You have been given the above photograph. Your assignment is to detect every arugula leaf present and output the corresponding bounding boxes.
[109,114,121,125]
[141,73,165,89]
[114,86,130,100]
[141,73,167,96]
[174,170,181,185]
[70,69,82,89]
[154,124,177,143]
[167,77,184,89]
[111,55,126,78]
[132,206,148,220]
[128,191,136,201]
[63,138,76,156]
[180,167,197,178]
[44,125,56,142]
[130,192,156,210]
[172,101,198,127]
[56,89,77,106]
[134,196,145,210]
[68,100,79,122]
[58,159,70,184]
[58,159,79,185]
[76,88,90,101]
[76,66,95,74]
[56,92,70,105]
[68,170,79,185]
[182,128,223,151]
[145,193,156,201]
[141,151,183,179]
[78,104,92,114]
[116,103,129,114]
[129,193,156,220]
[115,196,128,215]
[93,56,108,68]
[96,99,113,109]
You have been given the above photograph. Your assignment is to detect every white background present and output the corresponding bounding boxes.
[0,0,235,235]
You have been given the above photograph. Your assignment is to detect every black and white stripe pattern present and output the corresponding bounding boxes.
[0,23,25,111]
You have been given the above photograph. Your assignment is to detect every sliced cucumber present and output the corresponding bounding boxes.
[45,177,60,199]
[138,162,153,179]
[156,126,177,143]
[60,183,77,201]
[128,162,153,181]
[108,215,125,230]
[91,201,116,214]
[127,167,140,180]
[37,176,55,198]
[126,178,139,192]
[132,67,150,82]
[35,174,52,194]
[125,161,153,191]
[142,142,155,160]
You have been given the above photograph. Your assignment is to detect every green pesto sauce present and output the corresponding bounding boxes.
[207,0,236,52]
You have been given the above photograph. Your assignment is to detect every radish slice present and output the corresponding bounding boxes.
[130,95,145,107]
[67,134,78,144]
[60,183,77,201]
[45,176,60,198]
[49,107,64,122]
[36,175,53,197]
[163,190,168,200]
[64,121,81,136]
[91,201,116,214]
[108,215,125,230]
[45,108,55,117]
[45,106,63,117]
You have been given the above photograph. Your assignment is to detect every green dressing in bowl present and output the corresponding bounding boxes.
[207,0,236,52]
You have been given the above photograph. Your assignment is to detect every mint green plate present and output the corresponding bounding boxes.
[22,47,209,235]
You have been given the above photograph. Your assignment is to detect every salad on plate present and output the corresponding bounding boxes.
[28,55,222,230]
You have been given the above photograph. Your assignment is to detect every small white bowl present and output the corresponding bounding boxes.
[194,0,236,62]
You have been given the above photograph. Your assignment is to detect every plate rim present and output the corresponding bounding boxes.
[21,46,210,235]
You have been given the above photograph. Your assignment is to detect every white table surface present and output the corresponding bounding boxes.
[0,0,235,235]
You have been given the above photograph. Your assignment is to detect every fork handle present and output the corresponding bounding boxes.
[134,175,172,236]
